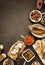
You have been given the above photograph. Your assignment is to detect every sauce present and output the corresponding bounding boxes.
[25,35,34,45]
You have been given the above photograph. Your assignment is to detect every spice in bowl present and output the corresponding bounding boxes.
[25,35,34,45]
[22,49,35,62]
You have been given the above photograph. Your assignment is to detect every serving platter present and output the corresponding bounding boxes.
[33,39,45,65]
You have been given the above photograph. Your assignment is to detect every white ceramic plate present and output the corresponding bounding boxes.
[32,39,45,65]
[28,24,45,38]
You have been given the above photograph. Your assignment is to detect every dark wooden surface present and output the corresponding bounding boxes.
[0,0,45,65]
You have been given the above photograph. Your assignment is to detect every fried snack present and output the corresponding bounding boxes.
[28,24,45,37]
[32,24,45,35]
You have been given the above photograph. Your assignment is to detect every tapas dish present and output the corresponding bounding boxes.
[33,39,45,65]
[29,10,42,22]
[24,35,34,45]
[28,24,45,38]
[31,61,41,65]
[3,58,14,65]
[7,40,26,60]
[22,49,35,62]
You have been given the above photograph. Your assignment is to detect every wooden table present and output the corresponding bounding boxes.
[0,0,45,65]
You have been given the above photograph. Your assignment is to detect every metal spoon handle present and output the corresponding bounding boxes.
[20,35,25,39]
[23,61,26,65]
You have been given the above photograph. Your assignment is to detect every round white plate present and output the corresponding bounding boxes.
[29,10,42,23]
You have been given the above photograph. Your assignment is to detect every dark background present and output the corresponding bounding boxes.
[0,0,45,65]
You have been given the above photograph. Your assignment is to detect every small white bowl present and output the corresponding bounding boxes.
[3,58,14,65]
[29,10,42,23]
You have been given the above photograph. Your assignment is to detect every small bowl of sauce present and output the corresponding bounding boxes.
[24,35,34,45]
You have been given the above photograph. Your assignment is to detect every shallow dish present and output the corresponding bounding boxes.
[22,49,35,62]
[28,24,45,38]
[41,12,45,25]
[29,10,42,23]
